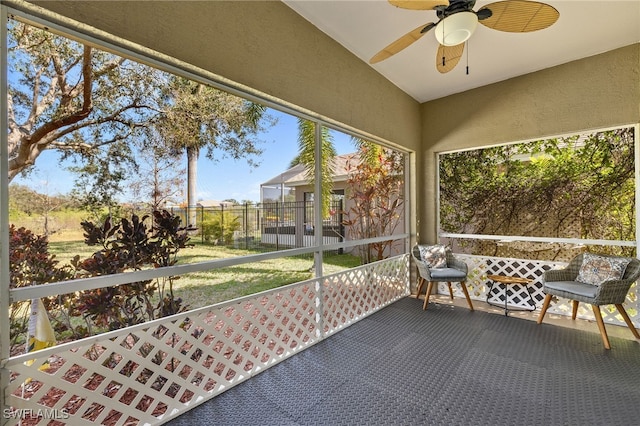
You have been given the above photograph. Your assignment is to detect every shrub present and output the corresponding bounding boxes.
[74,210,192,331]
[200,210,241,245]
[8,225,73,351]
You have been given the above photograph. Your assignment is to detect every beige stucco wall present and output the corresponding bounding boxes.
[419,44,640,242]
[13,0,421,153]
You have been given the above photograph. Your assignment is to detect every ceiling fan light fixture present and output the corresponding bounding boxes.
[435,11,478,46]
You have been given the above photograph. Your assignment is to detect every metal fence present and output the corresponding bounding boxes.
[168,201,345,250]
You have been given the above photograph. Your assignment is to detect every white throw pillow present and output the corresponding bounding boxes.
[418,245,447,269]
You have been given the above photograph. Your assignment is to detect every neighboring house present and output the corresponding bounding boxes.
[164,200,235,209]
[260,153,358,249]
[196,200,235,208]
[260,153,405,257]
[261,152,357,203]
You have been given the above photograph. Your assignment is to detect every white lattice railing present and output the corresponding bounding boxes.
[439,254,640,327]
[3,255,409,426]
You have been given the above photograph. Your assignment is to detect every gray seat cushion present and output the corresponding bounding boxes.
[544,280,598,299]
[430,267,466,281]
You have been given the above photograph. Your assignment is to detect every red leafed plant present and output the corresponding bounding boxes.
[342,145,405,263]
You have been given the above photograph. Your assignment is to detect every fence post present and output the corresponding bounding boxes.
[338,199,344,254]
[201,206,204,244]
[220,204,225,246]
[257,207,261,249]
[275,202,279,251]
[245,203,249,249]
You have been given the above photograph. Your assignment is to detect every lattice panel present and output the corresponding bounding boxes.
[323,255,410,336]
[4,256,410,425]
[444,255,640,327]
[484,257,553,310]
[6,282,320,425]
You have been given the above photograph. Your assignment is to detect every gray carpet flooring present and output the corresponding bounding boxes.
[166,297,640,425]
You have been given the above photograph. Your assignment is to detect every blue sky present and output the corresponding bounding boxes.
[12,109,357,203]
[7,19,357,205]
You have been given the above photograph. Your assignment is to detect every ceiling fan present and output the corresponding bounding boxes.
[370,0,559,73]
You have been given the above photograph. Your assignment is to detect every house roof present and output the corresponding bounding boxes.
[197,200,235,208]
[261,153,360,187]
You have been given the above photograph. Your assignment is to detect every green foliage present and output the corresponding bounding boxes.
[6,211,192,347]
[7,19,162,183]
[158,78,272,160]
[73,210,192,331]
[200,210,241,245]
[69,147,131,221]
[439,128,635,258]
[294,119,337,218]
[8,226,73,350]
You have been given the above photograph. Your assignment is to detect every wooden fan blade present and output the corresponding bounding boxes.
[436,43,464,73]
[370,22,434,64]
[478,0,559,32]
[389,0,449,10]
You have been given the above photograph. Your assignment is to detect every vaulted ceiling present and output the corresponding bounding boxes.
[284,1,640,103]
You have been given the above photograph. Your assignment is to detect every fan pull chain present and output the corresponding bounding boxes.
[466,40,470,75]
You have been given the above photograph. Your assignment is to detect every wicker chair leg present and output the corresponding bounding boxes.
[615,304,640,339]
[572,300,579,320]
[416,277,425,299]
[423,281,435,310]
[537,294,552,324]
[592,305,611,350]
[459,281,474,311]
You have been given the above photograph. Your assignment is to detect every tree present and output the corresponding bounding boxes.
[7,19,162,183]
[8,20,274,219]
[9,183,74,236]
[68,142,132,222]
[343,143,405,263]
[157,77,274,228]
[130,130,185,212]
[290,119,336,218]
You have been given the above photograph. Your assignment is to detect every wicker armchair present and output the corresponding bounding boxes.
[537,253,640,349]
[412,245,474,311]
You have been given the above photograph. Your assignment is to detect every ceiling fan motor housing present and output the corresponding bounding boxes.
[435,11,479,46]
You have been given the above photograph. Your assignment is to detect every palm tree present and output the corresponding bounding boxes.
[158,78,271,227]
[290,119,337,219]
[290,122,405,262]
[289,123,391,219]
[351,138,383,167]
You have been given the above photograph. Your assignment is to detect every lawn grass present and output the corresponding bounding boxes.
[48,240,361,310]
